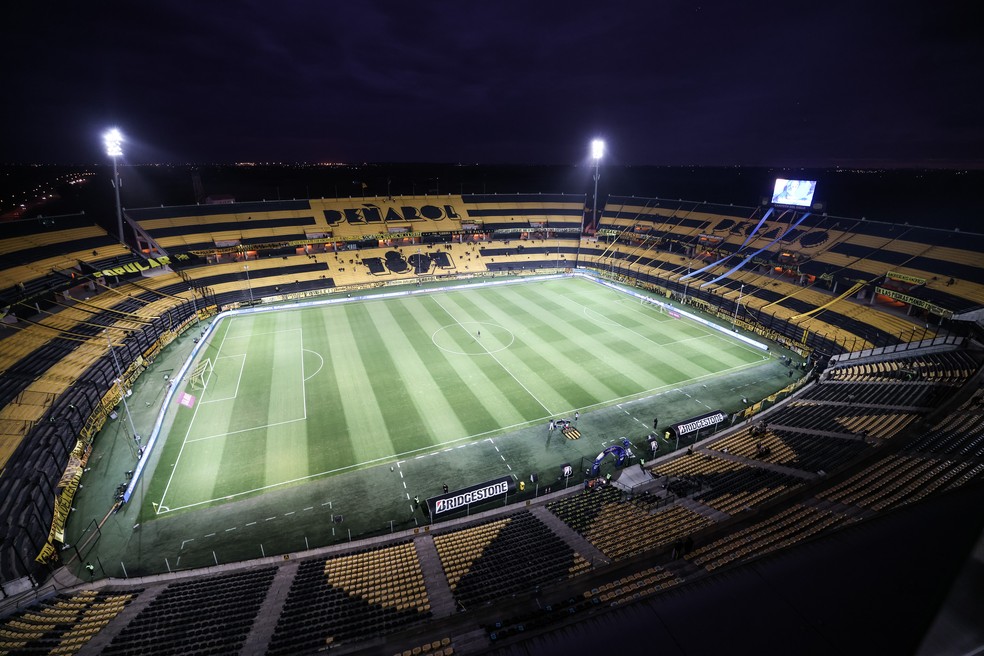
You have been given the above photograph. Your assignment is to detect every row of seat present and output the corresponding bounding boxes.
[707,425,869,473]
[545,484,622,535]
[269,543,432,653]
[433,511,588,608]
[584,502,712,561]
[827,351,978,384]
[799,380,944,408]
[687,504,852,571]
[103,568,274,655]
[391,636,454,656]
[906,390,984,457]
[0,590,135,655]
[584,564,681,606]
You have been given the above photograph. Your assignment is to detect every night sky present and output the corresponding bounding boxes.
[2,1,981,167]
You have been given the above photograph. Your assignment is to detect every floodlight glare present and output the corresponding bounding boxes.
[104,129,123,158]
[591,139,605,160]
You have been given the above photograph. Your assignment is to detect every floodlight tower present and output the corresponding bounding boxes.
[103,128,125,245]
[576,139,605,268]
[590,139,604,231]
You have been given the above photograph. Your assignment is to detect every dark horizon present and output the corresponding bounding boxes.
[4,162,982,234]
[5,161,984,171]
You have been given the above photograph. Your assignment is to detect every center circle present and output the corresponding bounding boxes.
[431,322,515,355]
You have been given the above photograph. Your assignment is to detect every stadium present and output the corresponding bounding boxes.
[1,168,983,655]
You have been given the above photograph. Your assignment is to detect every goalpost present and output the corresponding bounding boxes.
[188,358,214,391]
[640,296,666,314]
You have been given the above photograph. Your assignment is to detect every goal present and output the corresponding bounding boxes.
[188,358,214,391]
[641,296,665,313]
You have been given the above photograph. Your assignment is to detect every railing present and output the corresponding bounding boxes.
[830,334,965,364]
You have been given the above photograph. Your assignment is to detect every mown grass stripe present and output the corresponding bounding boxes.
[327,304,396,463]
[365,299,470,445]
[420,294,550,419]
[484,283,689,392]
[441,290,593,412]
[345,302,431,455]
[299,309,357,477]
[398,296,518,431]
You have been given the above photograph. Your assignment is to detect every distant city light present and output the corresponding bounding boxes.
[104,128,123,157]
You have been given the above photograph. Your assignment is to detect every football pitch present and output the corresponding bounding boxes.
[149,276,769,515]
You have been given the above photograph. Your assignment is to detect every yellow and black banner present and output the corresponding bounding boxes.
[36,441,91,563]
[874,286,952,318]
[886,271,926,286]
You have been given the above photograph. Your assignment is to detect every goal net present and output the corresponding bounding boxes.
[641,296,665,313]
[188,358,214,391]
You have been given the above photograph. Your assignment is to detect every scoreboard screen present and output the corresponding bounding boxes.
[771,178,817,207]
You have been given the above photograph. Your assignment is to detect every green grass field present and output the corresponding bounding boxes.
[148,276,769,517]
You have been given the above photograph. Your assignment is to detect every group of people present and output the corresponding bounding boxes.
[583,475,611,491]
[548,411,579,432]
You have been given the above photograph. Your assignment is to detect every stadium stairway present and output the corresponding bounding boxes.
[241,561,297,653]
[413,536,457,617]
[674,498,732,523]
[76,587,163,656]
[757,424,864,441]
[529,506,609,567]
[699,448,821,480]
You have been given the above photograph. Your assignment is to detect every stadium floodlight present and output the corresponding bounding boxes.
[591,138,605,161]
[243,264,254,304]
[103,128,123,157]
[103,128,125,244]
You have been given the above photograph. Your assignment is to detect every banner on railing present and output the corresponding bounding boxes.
[425,476,514,518]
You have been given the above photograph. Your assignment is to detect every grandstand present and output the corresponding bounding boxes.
[1,188,982,654]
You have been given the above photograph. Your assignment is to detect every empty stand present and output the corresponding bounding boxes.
[267,542,431,654]
[103,568,274,655]
[0,589,137,655]
[432,511,589,608]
